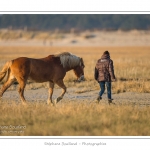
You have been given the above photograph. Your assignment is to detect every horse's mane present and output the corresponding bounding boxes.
[54,52,81,68]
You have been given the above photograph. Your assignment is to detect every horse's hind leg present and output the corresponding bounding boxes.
[47,81,54,105]
[17,78,27,104]
[54,79,66,105]
[0,72,16,98]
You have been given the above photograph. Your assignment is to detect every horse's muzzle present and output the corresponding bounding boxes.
[78,75,84,82]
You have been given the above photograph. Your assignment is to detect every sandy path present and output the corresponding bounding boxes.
[1,87,150,106]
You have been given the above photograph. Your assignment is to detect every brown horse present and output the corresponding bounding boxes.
[0,52,85,105]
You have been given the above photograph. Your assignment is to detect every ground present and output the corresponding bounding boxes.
[2,85,150,107]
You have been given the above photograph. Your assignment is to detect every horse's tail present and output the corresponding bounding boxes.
[0,61,12,82]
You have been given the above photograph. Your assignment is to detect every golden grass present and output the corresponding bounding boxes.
[0,100,150,136]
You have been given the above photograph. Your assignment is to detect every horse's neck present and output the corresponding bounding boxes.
[65,66,74,72]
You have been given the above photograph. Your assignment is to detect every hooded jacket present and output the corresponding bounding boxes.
[95,54,116,82]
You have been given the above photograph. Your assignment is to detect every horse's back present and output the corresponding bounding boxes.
[10,56,66,82]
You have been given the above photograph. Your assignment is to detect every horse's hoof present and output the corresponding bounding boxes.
[22,102,27,106]
[22,103,27,106]
[47,100,51,105]
[53,99,57,106]
[56,97,62,103]
[48,102,54,106]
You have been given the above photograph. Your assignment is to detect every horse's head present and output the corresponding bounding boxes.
[55,52,85,82]
[73,57,85,82]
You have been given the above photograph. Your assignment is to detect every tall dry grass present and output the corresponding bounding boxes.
[0,100,150,136]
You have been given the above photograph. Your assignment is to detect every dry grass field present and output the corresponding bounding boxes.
[0,100,150,136]
[0,30,150,136]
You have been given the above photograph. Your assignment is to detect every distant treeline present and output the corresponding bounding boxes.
[0,14,150,31]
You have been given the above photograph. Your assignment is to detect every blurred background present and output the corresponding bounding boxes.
[0,14,150,46]
[1,14,150,30]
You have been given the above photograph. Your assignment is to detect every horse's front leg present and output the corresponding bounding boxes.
[53,79,66,105]
[47,81,54,106]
